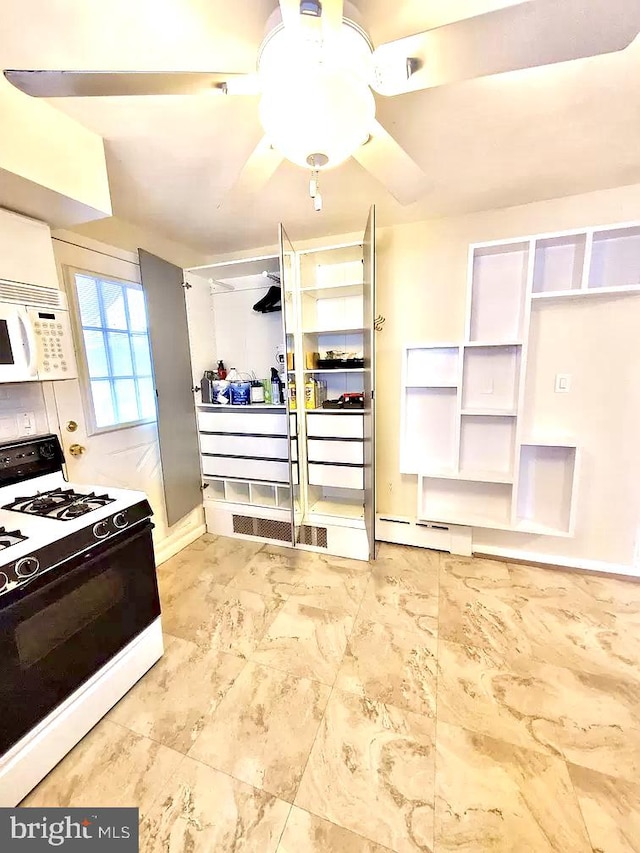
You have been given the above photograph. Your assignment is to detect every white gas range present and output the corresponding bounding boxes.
[0,434,163,806]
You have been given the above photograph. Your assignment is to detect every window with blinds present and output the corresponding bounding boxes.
[73,272,156,430]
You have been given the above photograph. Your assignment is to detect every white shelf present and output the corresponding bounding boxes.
[197,403,286,410]
[419,477,513,530]
[469,242,529,342]
[306,407,364,414]
[533,233,586,294]
[408,384,458,389]
[515,444,578,536]
[300,282,363,299]
[304,368,364,374]
[531,285,640,300]
[303,327,365,335]
[461,409,517,417]
[461,345,521,413]
[402,387,458,475]
[423,469,514,485]
[459,415,516,479]
[308,497,364,522]
[406,345,459,387]
[463,341,522,348]
[589,225,640,289]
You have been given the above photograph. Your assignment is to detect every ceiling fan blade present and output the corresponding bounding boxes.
[372,0,640,96]
[3,70,256,98]
[352,120,429,205]
[231,136,284,197]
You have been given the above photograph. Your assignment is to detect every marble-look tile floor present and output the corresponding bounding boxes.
[22,535,640,852]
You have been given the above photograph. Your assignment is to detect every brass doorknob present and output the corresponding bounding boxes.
[68,444,86,457]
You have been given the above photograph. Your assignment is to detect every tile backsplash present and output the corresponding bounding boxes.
[0,383,52,440]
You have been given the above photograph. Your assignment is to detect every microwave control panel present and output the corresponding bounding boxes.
[27,308,77,380]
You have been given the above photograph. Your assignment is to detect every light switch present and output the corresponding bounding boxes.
[555,374,571,393]
[20,411,36,435]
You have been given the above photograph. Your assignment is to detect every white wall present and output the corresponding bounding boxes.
[0,384,51,441]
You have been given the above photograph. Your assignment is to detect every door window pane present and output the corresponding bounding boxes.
[107,332,133,377]
[74,272,155,431]
[91,380,116,427]
[100,281,127,330]
[83,330,108,378]
[114,379,138,422]
[76,276,101,327]
[132,334,152,375]
[127,288,148,332]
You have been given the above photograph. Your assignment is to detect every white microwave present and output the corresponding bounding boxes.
[0,281,77,383]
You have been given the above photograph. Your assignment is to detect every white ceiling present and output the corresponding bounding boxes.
[1,0,640,253]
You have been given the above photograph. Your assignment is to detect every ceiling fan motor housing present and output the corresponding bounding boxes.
[258,13,375,170]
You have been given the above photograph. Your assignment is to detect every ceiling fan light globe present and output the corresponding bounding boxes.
[259,67,374,170]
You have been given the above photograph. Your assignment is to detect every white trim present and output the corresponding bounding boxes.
[53,230,139,266]
[474,545,638,578]
[154,520,206,566]
[0,618,163,807]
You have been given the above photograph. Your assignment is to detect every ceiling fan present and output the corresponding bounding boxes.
[4,0,640,209]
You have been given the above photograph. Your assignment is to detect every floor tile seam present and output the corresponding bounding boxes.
[106,716,198,759]
[137,751,193,824]
[244,652,338,689]
[287,681,336,810]
[563,760,597,851]
[280,802,401,853]
[273,801,294,853]
[176,749,297,807]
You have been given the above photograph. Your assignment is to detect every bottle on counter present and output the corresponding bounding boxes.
[305,377,317,410]
[270,368,283,405]
[217,360,227,380]
[289,377,296,410]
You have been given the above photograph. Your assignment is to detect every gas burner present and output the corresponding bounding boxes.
[2,488,115,519]
[0,527,27,550]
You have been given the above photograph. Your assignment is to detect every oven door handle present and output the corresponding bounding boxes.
[17,308,38,378]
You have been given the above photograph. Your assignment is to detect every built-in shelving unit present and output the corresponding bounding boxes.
[184,212,376,561]
[402,220,640,537]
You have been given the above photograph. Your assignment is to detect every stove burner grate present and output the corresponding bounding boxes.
[2,488,115,520]
[0,527,27,550]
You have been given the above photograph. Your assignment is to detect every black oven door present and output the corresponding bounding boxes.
[0,520,160,753]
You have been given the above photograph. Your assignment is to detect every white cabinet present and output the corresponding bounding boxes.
[0,209,58,289]
[184,207,377,561]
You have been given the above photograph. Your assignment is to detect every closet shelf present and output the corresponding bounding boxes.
[531,285,640,300]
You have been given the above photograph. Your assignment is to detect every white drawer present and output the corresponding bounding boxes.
[308,463,363,489]
[307,439,363,465]
[199,434,288,459]
[306,413,364,439]
[202,456,290,483]
[198,410,287,436]
[291,439,298,462]
[289,413,297,434]
[292,462,299,486]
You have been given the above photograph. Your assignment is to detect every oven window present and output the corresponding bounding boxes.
[0,319,15,365]
[15,570,124,669]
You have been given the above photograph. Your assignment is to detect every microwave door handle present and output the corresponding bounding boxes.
[17,309,38,377]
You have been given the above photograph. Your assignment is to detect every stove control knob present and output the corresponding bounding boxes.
[15,556,40,578]
[0,572,8,591]
[113,511,128,529]
[93,521,110,540]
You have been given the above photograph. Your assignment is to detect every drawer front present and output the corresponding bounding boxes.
[202,456,290,482]
[306,413,363,439]
[198,410,287,436]
[199,434,288,459]
[307,439,363,465]
[308,463,364,489]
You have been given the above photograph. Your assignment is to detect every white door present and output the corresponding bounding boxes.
[48,236,189,546]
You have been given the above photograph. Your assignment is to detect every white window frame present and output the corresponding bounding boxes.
[64,264,156,436]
